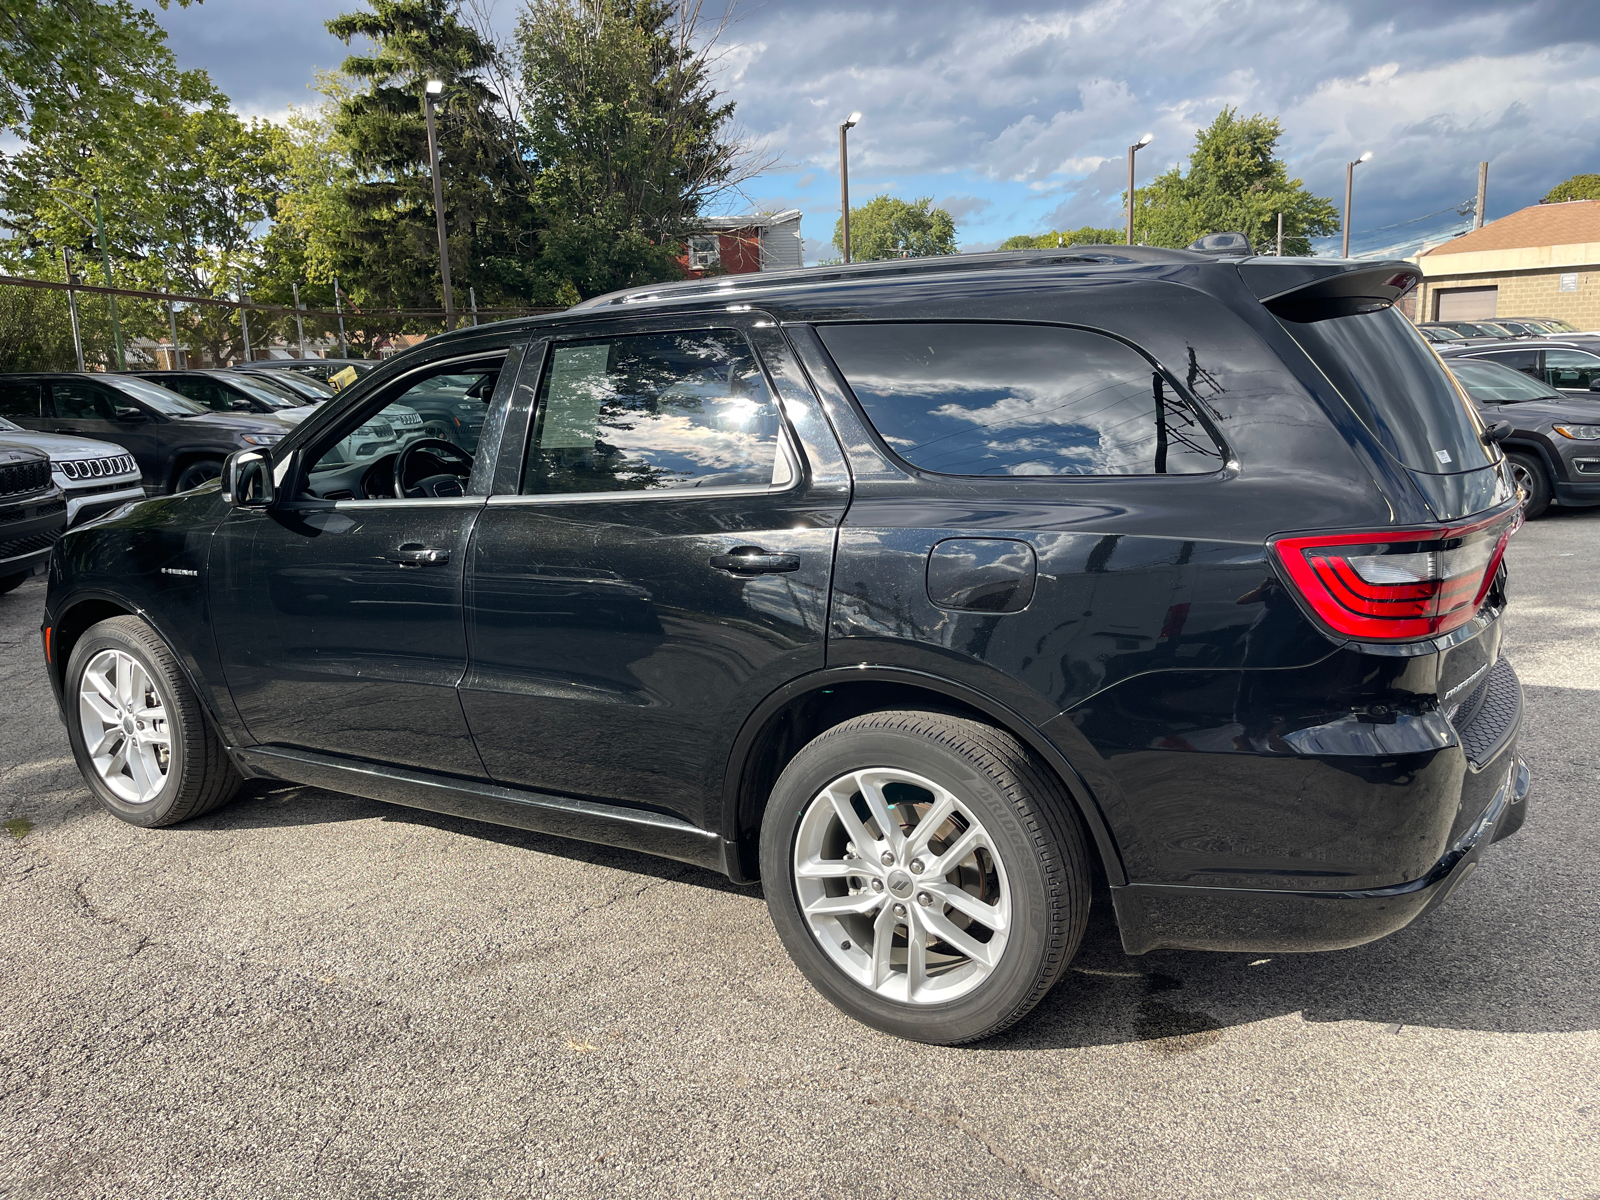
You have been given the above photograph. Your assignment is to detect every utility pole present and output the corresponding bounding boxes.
[1276,212,1284,257]
[469,286,479,327]
[1475,162,1489,230]
[62,248,85,372]
[334,278,348,358]
[1127,133,1152,245]
[1342,151,1373,258]
[839,112,861,263]
[89,189,124,371]
[292,282,307,358]
[423,80,455,326]
[237,272,251,364]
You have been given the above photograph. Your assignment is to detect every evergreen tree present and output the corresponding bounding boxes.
[326,0,540,312]
[1131,108,1338,255]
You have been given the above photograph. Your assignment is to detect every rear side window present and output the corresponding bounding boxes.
[816,322,1223,477]
[1282,308,1492,475]
[1543,348,1600,390]
[522,330,786,496]
[1475,349,1538,375]
[0,380,41,419]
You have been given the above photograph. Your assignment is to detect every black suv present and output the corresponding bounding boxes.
[0,373,291,493]
[40,250,1529,1044]
[0,442,66,594]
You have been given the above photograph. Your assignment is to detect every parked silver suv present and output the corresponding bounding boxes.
[0,418,144,524]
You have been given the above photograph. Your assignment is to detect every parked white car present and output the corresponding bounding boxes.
[0,417,144,525]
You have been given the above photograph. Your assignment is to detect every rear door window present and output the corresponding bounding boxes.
[1281,307,1492,475]
[522,330,788,495]
[815,322,1223,477]
[0,380,41,419]
[1543,348,1600,390]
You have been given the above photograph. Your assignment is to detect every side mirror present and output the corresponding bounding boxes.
[1480,420,1513,446]
[114,406,147,422]
[223,449,276,509]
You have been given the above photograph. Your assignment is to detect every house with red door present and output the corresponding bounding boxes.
[682,210,804,277]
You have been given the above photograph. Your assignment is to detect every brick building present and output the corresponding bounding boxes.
[682,210,803,277]
[1408,199,1600,325]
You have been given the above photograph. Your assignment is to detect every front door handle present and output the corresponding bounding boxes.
[710,546,801,574]
[388,544,451,568]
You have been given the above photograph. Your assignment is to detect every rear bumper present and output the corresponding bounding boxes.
[1112,753,1529,954]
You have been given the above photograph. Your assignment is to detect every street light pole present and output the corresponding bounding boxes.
[1127,133,1152,246]
[237,272,251,363]
[334,278,348,358]
[292,282,307,358]
[839,112,861,264]
[61,248,85,372]
[423,80,455,326]
[1342,151,1373,258]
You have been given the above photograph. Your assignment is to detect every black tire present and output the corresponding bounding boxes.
[0,572,28,595]
[759,710,1091,1044]
[1508,452,1552,518]
[172,458,224,493]
[63,615,242,827]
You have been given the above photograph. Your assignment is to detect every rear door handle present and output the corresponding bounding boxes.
[388,544,450,567]
[710,546,801,574]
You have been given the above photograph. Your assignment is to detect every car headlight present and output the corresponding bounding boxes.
[1553,424,1600,440]
[236,432,284,448]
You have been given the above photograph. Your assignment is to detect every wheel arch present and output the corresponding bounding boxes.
[167,451,226,493]
[719,665,1127,887]
[48,589,237,749]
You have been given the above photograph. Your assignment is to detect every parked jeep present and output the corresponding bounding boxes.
[41,249,1527,1043]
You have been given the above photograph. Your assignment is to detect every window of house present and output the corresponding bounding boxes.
[688,235,722,270]
[816,321,1224,477]
[522,330,787,496]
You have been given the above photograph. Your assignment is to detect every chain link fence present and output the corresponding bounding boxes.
[0,274,561,373]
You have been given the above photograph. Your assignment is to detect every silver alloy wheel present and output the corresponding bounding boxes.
[793,767,1012,1005]
[1510,460,1533,496]
[77,648,172,804]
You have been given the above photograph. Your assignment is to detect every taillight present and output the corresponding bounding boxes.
[1271,506,1520,641]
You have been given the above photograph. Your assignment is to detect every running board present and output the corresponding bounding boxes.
[235,745,729,875]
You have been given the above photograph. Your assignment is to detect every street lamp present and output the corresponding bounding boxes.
[1127,133,1152,246]
[1342,150,1373,258]
[422,78,455,325]
[47,185,124,370]
[839,112,862,264]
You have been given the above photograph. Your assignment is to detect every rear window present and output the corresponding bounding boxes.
[1282,308,1492,475]
[816,322,1223,477]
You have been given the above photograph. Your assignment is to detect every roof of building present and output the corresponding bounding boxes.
[696,209,802,231]
[1422,200,1600,256]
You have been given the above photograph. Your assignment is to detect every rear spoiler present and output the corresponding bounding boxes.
[1239,260,1420,323]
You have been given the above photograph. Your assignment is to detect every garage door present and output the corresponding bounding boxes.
[1435,286,1498,321]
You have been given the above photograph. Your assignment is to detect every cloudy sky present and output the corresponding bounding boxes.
[148,0,1600,262]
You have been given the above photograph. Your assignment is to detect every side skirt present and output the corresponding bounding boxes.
[235,745,732,876]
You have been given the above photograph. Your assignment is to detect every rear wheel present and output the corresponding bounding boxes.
[172,458,224,493]
[64,616,241,827]
[760,710,1091,1044]
[1508,452,1551,518]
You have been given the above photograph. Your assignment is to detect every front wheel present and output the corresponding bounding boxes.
[64,616,241,827]
[172,458,224,493]
[1508,452,1552,518]
[760,710,1091,1044]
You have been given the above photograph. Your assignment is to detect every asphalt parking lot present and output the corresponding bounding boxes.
[2,512,1597,1200]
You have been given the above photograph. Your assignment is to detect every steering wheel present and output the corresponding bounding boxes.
[394,438,474,498]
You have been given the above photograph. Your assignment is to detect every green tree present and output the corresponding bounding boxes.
[516,0,758,300]
[998,226,1122,250]
[832,196,957,260]
[1130,108,1338,255]
[1542,174,1600,204]
[326,0,538,315]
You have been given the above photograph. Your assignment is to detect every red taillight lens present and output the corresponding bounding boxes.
[1271,507,1520,641]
